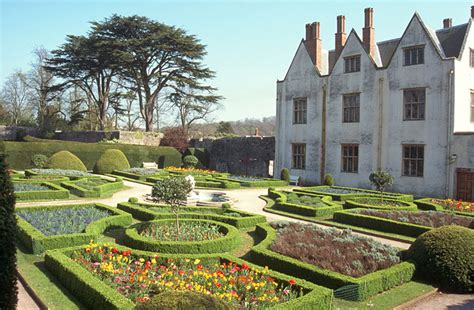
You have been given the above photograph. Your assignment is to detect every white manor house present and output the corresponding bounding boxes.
[275,7,474,200]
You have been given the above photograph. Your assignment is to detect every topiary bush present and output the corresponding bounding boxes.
[93,149,130,174]
[0,145,18,308]
[407,225,474,293]
[182,155,199,168]
[31,154,48,169]
[323,173,334,186]
[280,168,290,183]
[46,151,87,171]
[135,290,232,310]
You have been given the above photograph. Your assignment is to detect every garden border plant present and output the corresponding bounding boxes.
[13,182,69,201]
[123,219,240,254]
[343,198,418,211]
[44,244,334,310]
[415,198,474,216]
[16,203,132,254]
[117,200,267,229]
[217,176,288,188]
[60,177,125,198]
[294,186,414,202]
[249,223,415,301]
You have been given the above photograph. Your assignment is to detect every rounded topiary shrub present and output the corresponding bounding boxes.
[280,168,290,182]
[407,225,474,292]
[182,155,199,168]
[135,290,231,310]
[46,151,87,171]
[31,154,48,169]
[93,149,130,174]
[323,173,334,186]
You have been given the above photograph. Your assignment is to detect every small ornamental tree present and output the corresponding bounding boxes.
[369,170,394,201]
[182,155,198,168]
[160,127,189,152]
[31,154,48,169]
[280,168,290,183]
[0,145,18,309]
[151,176,192,238]
[323,173,334,186]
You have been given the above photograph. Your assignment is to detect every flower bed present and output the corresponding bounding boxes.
[61,177,124,198]
[117,200,266,229]
[333,208,473,238]
[415,198,474,214]
[25,168,94,178]
[222,176,288,188]
[295,186,414,202]
[11,174,70,185]
[344,197,418,211]
[249,223,415,301]
[44,244,334,309]
[13,181,69,201]
[16,203,132,253]
[112,168,169,181]
[139,220,224,242]
[123,219,239,254]
[268,189,342,217]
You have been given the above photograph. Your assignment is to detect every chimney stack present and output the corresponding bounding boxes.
[335,15,347,59]
[443,18,452,28]
[471,5,474,19]
[362,8,376,59]
[305,22,323,71]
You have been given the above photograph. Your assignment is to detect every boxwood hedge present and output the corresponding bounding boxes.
[344,198,418,211]
[60,177,124,198]
[14,182,69,201]
[3,141,182,170]
[44,244,334,310]
[117,201,266,229]
[414,199,474,217]
[16,203,132,254]
[249,223,415,301]
[123,219,240,254]
[295,186,414,202]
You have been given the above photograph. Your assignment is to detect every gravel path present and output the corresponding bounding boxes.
[399,292,474,309]
[17,279,40,310]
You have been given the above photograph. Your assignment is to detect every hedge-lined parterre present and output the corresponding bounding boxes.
[343,197,418,211]
[60,176,125,198]
[13,181,69,201]
[294,186,414,202]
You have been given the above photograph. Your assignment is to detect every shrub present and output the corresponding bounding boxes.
[136,290,232,310]
[93,149,130,174]
[183,155,199,168]
[31,154,48,169]
[280,168,290,182]
[47,151,87,171]
[160,127,188,152]
[407,225,474,293]
[0,146,18,308]
[369,170,394,201]
[128,197,139,203]
[184,148,209,168]
[221,203,231,210]
[323,174,334,186]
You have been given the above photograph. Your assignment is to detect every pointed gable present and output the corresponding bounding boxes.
[282,40,319,81]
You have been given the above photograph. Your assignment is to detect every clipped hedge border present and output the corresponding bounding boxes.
[222,177,288,188]
[14,182,70,201]
[333,209,432,238]
[415,198,474,217]
[61,177,124,198]
[111,169,169,181]
[44,244,334,310]
[123,219,239,254]
[268,189,342,217]
[295,186,414,202]
[249,223,415,301]
[16,203,133,254]
[344,198,418,211]
[11,175,70,185]
[117,201,266,229]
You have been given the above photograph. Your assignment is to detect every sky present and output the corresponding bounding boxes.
[0,0,472,122]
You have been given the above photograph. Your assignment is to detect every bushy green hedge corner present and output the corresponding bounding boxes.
[407,225,474,293]
[14,182,70,201]
[47,150,87,171]
[93,149,130,174]
[414,198,445,211]
[61,177,124,198]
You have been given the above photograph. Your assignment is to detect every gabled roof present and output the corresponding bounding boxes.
[436,22,469,58]
[377,38,399,67]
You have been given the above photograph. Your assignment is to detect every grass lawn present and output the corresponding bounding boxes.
[334,281,435,309]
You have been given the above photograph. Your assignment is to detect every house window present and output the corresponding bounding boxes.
[471,92,474,122]
[292,144,306,170]
[404,46,424,66]
[341,144,358,173]
[402,145,424,177]
[344,55,361,73]
[293,98,307,124]
[343,94,360,122]
[403,89,425,120]
[470,49,474,67]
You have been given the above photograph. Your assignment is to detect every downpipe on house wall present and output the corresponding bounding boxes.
[320,84,327,183]
[377,77,384,170]
[445,69,454,197]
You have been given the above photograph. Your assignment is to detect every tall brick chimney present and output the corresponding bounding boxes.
[443,18,452,28]
[335,15,347,59]
[305,22,322,71]
[362,8,376,59]
[471,5,474,19]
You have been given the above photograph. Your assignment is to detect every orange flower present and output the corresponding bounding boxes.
[288,279,296,285]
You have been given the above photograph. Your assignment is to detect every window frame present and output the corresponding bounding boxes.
[292,97,307,124]
[470,48,474,68]
[344,55,361,73]
[342,93,360,123]
[291,143,306,170]
[403,88,426,121]
[402,144,424,177]
[471,91,474,123]
[403,45,425,66]
[341,144,359,173]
